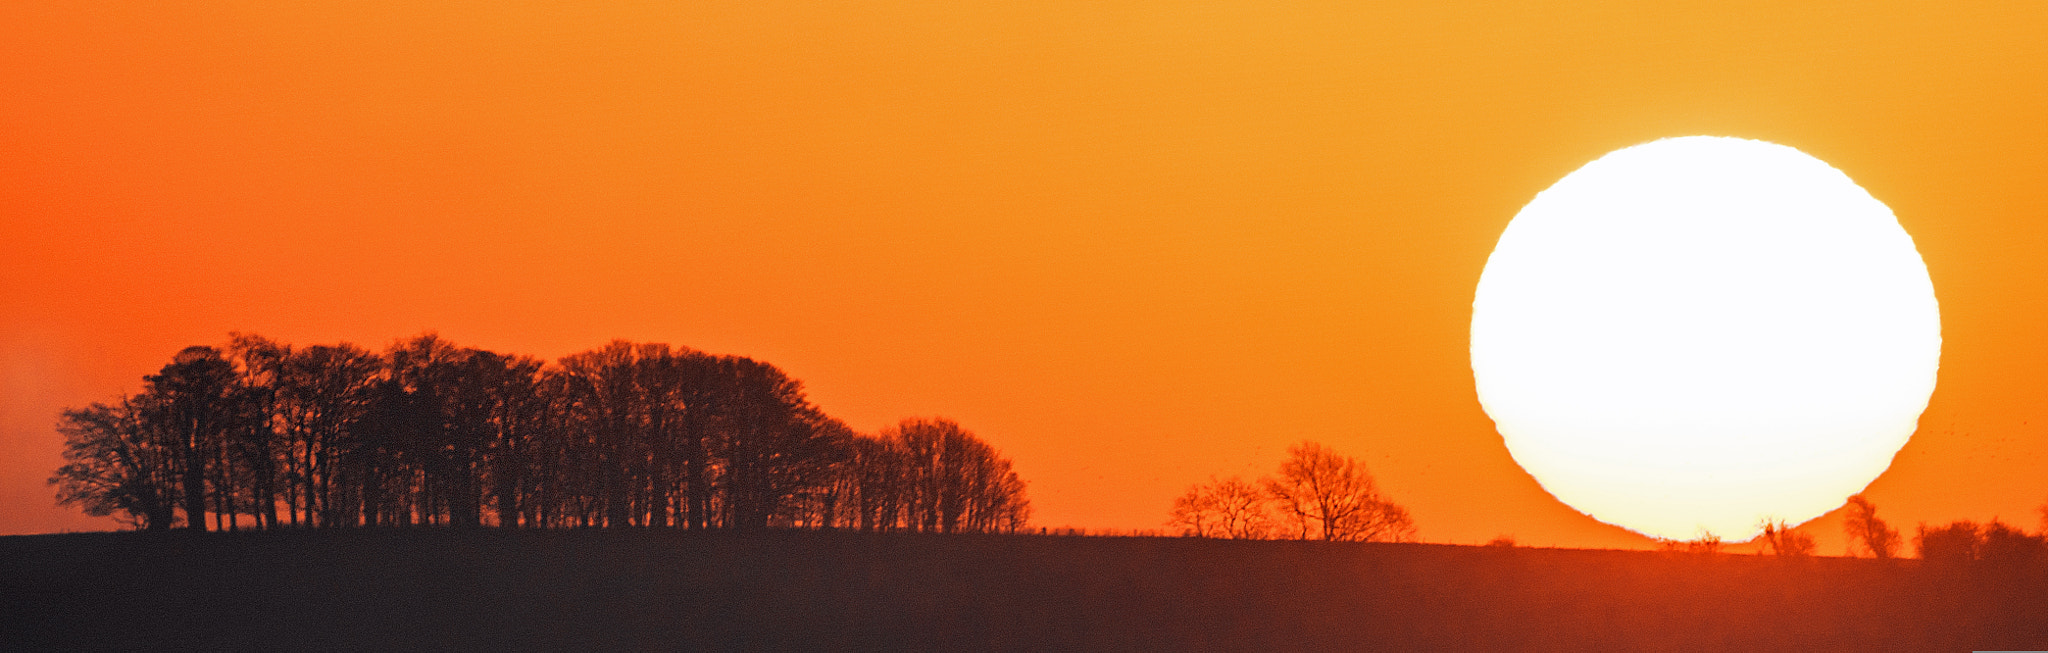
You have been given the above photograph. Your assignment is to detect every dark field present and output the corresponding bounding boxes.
[4,529,2045,651]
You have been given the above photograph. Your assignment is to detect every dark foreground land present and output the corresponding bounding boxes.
[4,529,2045,651]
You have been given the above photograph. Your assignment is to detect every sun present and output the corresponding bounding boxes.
[1470,136,1941,542]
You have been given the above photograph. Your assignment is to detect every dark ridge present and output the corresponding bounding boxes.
[4,529,2045,651]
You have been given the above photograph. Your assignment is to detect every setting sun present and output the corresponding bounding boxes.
[1471,136,1941,541]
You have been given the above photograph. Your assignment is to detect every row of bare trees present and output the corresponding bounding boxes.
[1168,442,1415,542]
[50,334,1029,534]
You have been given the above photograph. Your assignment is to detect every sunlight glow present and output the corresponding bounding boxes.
[1471,136,1941,541]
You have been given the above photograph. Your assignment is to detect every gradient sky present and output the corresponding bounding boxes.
[6,1,2048,550]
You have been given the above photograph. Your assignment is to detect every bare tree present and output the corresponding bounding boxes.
[474,352,545,529]
[675,350,732,530]
[1168,484,1219,537]
[839,433,908,532]
[271,342,382,527]
[1209,477,1275,539]
[1262,441,1413,542]
[717,356,795,529]
[553,340,648,528]
[1842,494,1900,559]
[717,356,850,530]
[144,346,243,531]
[1169,476,1275,539]
[875,418,1029,534]
[427,348,546,528]
[224,333,289,530]
[49,397,180,530]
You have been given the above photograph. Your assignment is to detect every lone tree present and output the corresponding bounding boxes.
[1263,441,1414,543]
[1842,494,1900,559]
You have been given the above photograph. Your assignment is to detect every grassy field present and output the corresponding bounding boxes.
[4,528,2045,650]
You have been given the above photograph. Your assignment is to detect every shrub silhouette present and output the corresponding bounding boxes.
[1913,519,2046,572]
[1758,520,1815,557]
[1915,521,1981,568]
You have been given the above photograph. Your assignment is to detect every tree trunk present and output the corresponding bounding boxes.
[685,420,709,530]
[181,426,208,531]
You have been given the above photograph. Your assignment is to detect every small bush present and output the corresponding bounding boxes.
[1980,521,2046,567]
[1758,520,1815,558]
[1685,532,1723,555]
[1915,519,2048,573]
[1916,521,1981,567]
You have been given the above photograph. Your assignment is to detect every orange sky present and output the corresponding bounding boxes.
[6,1,2048,550]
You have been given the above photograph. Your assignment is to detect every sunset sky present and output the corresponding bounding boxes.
[6,2,2048,550]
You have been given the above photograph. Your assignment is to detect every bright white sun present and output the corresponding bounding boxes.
[1471,136,1940,542]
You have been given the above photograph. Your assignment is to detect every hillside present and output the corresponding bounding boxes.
[4,529,2044,650]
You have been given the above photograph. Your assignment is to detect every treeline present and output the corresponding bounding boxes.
[50,333,1030,534]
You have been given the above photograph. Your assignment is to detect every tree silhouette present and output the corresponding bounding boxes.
[881,418,1030,534]
[143,346,243,531]
[1169,443,1413,542]
[1168,483,1219,537]
[269,342,382,527]
[840,433,910,532]
[1842,494,1900,559]
[1208,477,1273,539]
[1169,476,1274,539]
[1263,441,1413,542]
[49,333,1033,536]
[49,397,179,530]
[716,355,848,530]
[224,333,288,530]
[553,340,666,528]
